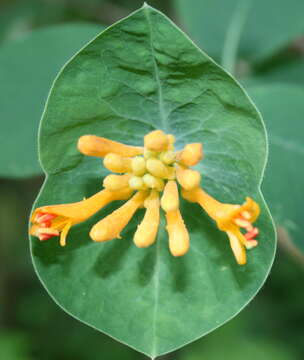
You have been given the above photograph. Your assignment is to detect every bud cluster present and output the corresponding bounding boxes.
[102,130,203,195]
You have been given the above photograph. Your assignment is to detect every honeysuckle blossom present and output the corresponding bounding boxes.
[30,129,261,265]
[182,188,260,265]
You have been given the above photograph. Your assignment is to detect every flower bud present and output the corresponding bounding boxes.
[143,174,164,191]
[159,150,176,165]
[161,181,179,212]
[131,156,146,176]
[146,158,168,178]
[167,134,175,150]
[134,191,160,248]
[103,153,132,173]
[129,176,146,190]
[176,166,201,190]
[103,174,130,191]
[144,130,168,151]
[166,210,190,257]
[178,143,203,166]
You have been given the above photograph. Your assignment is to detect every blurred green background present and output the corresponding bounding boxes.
[0,0,303,359]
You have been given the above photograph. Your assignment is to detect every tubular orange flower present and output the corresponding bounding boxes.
[182,187,260,265]
[90,191,147,242]
[30,187,133,246]
[133,191,160,248]
[78,135,143,157]
[31,129,261,266]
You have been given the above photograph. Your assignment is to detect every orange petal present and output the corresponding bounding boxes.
[78,135,143,157]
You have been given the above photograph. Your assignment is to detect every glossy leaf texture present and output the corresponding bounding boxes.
[0,23,103,178]
[31,5,275,358]
[248,84,304,253]
[175,0,304,65]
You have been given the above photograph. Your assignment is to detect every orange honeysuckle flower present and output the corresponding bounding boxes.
[30,187,133,246]
[182,187,260,265]
[31,129,261,265]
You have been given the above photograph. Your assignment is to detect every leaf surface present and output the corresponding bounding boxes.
[248,84,304,253]
[0,23,102,178]
[175,0,304,65]
[31,5,275,357]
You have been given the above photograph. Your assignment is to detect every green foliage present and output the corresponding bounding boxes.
[181,314,296,360]
[0,23,103,178]
[248,84,304,252]
[0,331,32,360]
[175,0,304,67]
[31,5,275,357]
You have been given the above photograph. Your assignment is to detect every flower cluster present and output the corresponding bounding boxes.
[30,130,260,265]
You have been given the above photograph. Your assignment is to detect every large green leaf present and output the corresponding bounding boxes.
[247,84,304,253]
[31,5,275,357]
[0,23,103,178]
[175,0,304,68]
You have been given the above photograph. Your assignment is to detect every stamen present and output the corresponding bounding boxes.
[234,218,251,229]
[241,211,251,220]
[244,227,259,241]
[226,231,246,265]
[35,213,56,224]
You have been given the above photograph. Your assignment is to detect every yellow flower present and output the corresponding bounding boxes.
[182,187,260,265]
[30,187,133,246]
[31,129,261,265]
